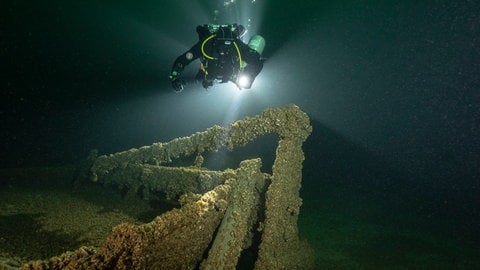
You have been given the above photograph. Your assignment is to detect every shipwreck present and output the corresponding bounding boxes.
[21,104,315,270]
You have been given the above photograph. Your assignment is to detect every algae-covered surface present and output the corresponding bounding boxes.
[7,105,315,270]
[0,167,161,268]
[1,165,479,269]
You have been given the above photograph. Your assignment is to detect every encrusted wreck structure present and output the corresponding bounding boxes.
[21,104,315,270]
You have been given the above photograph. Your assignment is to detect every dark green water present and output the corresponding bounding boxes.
[2,0,479,268]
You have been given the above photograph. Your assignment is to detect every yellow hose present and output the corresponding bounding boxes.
[201,35,243,71]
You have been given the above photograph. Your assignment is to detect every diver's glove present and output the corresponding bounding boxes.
[170,71,185,92]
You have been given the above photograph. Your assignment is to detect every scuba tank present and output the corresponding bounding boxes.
[239,34,265,70]
[247,35,265,55]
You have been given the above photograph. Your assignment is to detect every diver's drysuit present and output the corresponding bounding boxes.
[170,24,264,91]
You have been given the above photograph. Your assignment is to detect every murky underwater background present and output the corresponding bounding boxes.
[1,0,479,268]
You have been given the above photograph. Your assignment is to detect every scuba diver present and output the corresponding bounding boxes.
[170,24,265,92]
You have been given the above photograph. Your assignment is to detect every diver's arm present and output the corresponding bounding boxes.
[171,43,202,76]
[170,43,201,91]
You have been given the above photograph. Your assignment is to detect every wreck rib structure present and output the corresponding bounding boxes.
[22,104,315,270]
